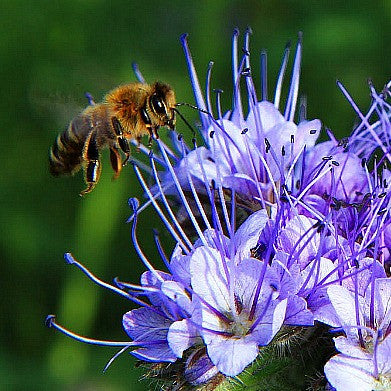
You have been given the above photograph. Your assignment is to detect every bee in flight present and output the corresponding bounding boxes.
[49,82,176,196]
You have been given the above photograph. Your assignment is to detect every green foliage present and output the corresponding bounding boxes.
[0,0,389,389]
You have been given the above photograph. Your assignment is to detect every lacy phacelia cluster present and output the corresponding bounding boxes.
[47,30,391,390]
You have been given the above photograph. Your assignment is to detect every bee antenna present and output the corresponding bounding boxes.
[172,107,196,138]
[175,102,212,116]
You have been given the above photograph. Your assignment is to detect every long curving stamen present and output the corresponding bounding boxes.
[64,253,162,312]
[149,153,193,249]
[338,80,391,163]
[128,198,167,283]
[64,253,133,300]
[46,315,134,346]
[103,345,131,372]
[230,28,244,125]
[157,139,209,248]
[181,140,212,231]
[274,41,291,109]
[132,165,190,251]
[285,32,302,122]
[205,61,214,118]
[180,34,210,132]
[153,229,171,271]
[129,138,171,171]
[260,49,268,101]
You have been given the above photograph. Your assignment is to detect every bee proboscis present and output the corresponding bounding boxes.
[49,82,176,196]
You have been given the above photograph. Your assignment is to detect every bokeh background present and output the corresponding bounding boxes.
[1,1,389,390]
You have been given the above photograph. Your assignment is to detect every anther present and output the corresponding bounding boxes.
[45,314,56,328]
[128,197,140,211]
[264,138,271,153]
[241,67,251,76]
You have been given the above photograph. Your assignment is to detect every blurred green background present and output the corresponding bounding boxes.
[0,0,389,390]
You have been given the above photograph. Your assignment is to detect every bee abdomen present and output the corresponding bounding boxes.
[49,119,85,176]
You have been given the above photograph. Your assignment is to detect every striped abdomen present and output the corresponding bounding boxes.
[49,113,93,177]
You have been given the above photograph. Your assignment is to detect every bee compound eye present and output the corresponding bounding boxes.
[150,94,166,116]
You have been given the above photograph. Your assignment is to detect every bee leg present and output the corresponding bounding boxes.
[152,126,160,139]
[111,117,130,166]
[109,146,122,180]
[146,127,155,147]
[80,131,101,196]
[136,136,142,152]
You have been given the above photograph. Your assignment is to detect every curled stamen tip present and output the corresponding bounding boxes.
[297,31,303,40]
[192,137,197,146]
[131,62,139,71]
[45,315,56,328]
[113,277,125,289]
[213,88,224,94]
[128,197,140,211]
[233,27,239,36]
[177,133,183,141]
[64,252,76,265]
[152,228,159,236]
[148,150,154,158]
[180,33,189,43]
[207,61,214,69]
[245,26,253,35]
[285,40,292,49]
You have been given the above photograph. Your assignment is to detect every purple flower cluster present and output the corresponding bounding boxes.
[47,30,391,390]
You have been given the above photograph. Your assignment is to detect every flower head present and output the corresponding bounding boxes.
[46,29,391,391]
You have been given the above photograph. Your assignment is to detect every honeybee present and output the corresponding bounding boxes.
[49,82,176,195]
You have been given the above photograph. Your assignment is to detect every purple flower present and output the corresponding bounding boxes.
[323,278,391,390]
[46,28,391,390]
[122,269,195,362]
[146,30,322,209]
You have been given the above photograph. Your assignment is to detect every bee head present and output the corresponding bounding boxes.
[149,82,176,129]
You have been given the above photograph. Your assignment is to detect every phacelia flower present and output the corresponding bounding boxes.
[323,278,391,391]
[47,29,391,391]
[155,30,322,211]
